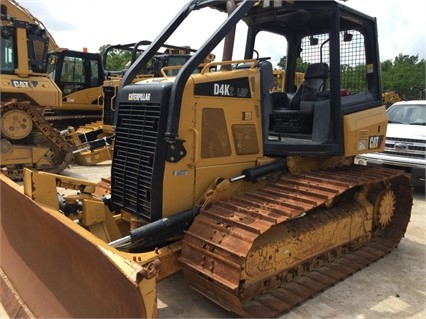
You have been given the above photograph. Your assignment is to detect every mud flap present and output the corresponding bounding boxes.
[0,173,158,318]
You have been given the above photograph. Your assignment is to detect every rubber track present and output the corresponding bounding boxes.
[1,101,73,175]
[180,165,412,317]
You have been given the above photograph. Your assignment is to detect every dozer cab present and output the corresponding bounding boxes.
[1,0,413,318]
[44,48,105,129]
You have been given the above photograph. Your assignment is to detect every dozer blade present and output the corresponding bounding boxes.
[0,173,158,318]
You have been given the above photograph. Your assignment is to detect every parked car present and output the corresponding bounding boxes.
[355,100,426,188]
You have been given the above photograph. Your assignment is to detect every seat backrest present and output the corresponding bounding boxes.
[289,62,328,110]
[258,60,275,137]
[258,60,274,92]
[258,60,275,115]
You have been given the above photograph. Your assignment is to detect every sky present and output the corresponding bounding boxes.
[17,0,426,68]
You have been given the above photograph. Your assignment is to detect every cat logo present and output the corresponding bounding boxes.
[12,80,30,88]
[368,135,384,149]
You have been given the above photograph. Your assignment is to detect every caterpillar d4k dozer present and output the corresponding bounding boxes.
[1,0,413,318]
[0,0,73,179]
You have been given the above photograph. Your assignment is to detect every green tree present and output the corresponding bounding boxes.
[381,54,425,98]
[277,56,286,69]
[277,52,425,98]
[340,64,367,93]
[381,59,393,73]
[277,56,309,72]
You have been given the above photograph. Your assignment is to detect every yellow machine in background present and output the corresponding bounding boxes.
[0,0,108,177]
[272,69,304,92]
[44,47,104,129]
[382,90,404,108]
[2,0,104,129]
[68,41,216,165]
[382,87,426,108]
[0,0,73,178]
[1,1,413,318]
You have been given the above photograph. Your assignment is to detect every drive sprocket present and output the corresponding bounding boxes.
[1,109,33,139]
[0,100,73,177]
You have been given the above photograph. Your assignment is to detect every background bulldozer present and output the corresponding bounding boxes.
[1,0,73,178]
[1,0,413,318]
[0,0,106,178]
[2,0,105,129]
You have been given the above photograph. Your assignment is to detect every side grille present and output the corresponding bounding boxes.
[111,102,162,220]
[383,137,425,159]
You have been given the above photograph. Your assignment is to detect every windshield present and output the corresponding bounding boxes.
[387,104,426,125]
[0,28,15,73]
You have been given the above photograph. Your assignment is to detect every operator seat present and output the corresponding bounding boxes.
[270,62,329,134]
[289,62,329,110]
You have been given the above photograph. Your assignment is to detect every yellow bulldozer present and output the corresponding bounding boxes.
[0,0,73,178]
[0,0,106,178]
[1,0,413,318]
[2,0,104,129]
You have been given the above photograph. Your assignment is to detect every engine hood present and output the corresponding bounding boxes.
[387,123,426,141]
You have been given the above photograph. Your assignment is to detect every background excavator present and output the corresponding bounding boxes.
[1,0,413,318]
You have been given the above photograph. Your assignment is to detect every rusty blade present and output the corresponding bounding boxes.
[0,174,156,318]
